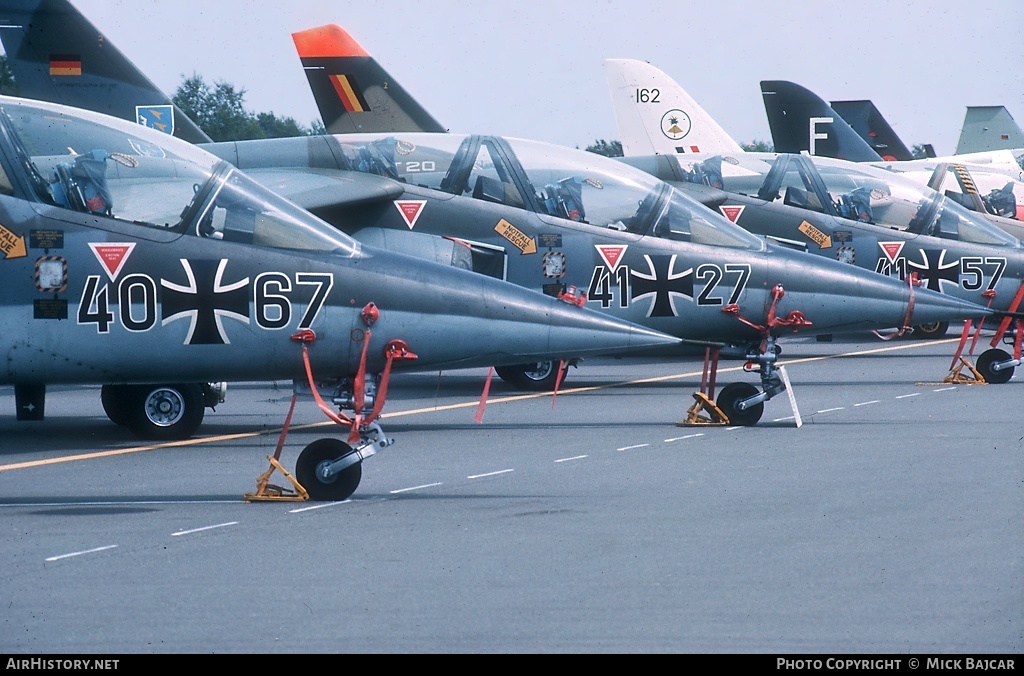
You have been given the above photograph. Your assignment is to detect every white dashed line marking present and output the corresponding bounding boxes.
[390,483,443,494]
[816,407,844,414]
[932,387,956,392]
[854,400,880,407]
[468,469,513,479]
[616,444,650,451]
[664,434,704,443]
[172,522,238,537]
[555,455,588,463]
[46,544,118,562]
[896,393,920,399]
[289,500,359,513]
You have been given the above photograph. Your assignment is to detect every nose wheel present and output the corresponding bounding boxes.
[715,382,764,426]
[296,438,363,502]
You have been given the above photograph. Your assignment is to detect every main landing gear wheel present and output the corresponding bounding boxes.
[976,348,1014,384]
[296,438,363,502]
[101,385,133,427]
[716,382,764,426]
[495,361,566,391]
[125,384,206,440]
[913,321,949,339]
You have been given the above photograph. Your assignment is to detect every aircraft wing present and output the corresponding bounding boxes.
[242,167,405,211]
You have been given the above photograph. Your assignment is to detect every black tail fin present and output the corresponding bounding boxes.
[292,24,446,134]
[0,0,211,143]
[760,80,881,162]
[830,100,914,161]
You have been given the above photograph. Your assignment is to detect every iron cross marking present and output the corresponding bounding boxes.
[907,249,960,293]
[629,254,694,317]
[161,259,250,344]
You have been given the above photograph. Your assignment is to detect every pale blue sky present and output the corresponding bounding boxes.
[67,0,1024,156]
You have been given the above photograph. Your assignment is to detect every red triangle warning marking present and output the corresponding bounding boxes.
[395,200,427,229]
[719,205,745,223]
[879,241,904,263]
[595,244,627,271]
[88,242,135,280]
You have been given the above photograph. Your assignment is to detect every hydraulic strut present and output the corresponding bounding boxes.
[245,303,417,501]
[681,285,810,426]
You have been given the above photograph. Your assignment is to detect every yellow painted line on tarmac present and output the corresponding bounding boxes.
[0,337,961,473]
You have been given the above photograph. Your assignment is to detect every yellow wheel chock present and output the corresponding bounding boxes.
[938,357,987,386]
[678,391,731,427]
[245,455,310,502]
[917,356,987,386]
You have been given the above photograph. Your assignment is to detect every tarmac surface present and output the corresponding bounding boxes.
[0,332,1021,654]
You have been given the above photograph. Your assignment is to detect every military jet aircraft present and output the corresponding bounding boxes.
[759,80,1024,226]
[0,96,688,500]
[0,5,997,428]
[604,59,1024,382]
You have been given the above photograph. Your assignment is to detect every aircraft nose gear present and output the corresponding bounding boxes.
[935,283,1023,385]
[246,303,417,502]
[680,285,808,427]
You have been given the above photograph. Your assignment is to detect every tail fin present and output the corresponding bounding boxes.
[292,25,446,134]
[0,0,211,143]
[830,100,914,161]
[956,106,1024,154]
[760,80,881,162]
[603,58,742,156]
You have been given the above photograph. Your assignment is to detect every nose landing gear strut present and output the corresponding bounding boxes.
[246,303,417,502]
[680,285,810,427]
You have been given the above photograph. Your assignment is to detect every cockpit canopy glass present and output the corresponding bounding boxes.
[331,132,763,250]
[0,97,360,256]
[673,152,1020,248]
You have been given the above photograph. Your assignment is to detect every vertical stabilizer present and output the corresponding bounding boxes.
[760,80,881,162]
[830,100,914,161]
[0,0,211,143]
[956,106,1024,154]
[292,25,447,134]
[603,58,742,157]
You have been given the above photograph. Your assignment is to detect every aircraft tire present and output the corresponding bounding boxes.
[977,348,1014,384]
[101,385,133,427]
[494,361,566,391]
[716,382,763,426]
[296,438,362,501]
[913,321,949,340]
[127,384,205,440]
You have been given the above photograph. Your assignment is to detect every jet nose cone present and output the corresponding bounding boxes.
[767,248,992,335]
[908,288,994,326]
[509,295,682,360]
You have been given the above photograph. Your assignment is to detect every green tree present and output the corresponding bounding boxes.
[255,111,307,138]
[585,139,623,157]
[172,73,316,141]
[741,139,774,152]
[309,119,327,136]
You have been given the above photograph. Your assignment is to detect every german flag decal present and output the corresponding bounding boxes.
[328,74,370,113]
[49,54,82,76]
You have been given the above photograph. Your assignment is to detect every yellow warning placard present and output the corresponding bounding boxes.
[0,224,26,259]
[797,220,832,249]
[494,219,537,254]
